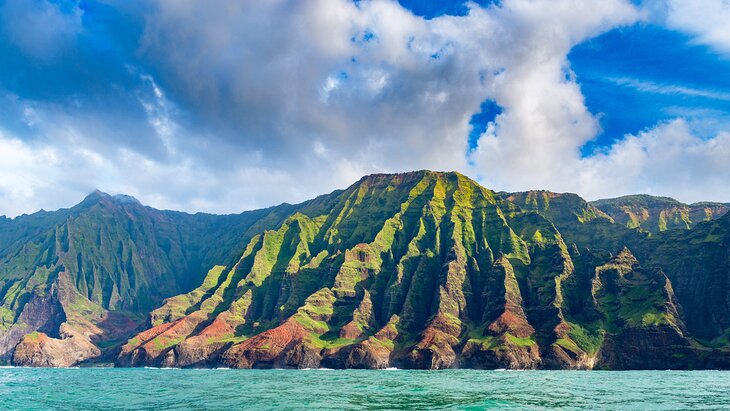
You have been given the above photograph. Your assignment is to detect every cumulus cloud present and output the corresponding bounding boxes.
[469,0,639,189]
[136,0,487,173]
[134,0,641,204]
[0,0,728,217]
[663,0,730,54]
[584,120,730,203]
[469,1,730,203]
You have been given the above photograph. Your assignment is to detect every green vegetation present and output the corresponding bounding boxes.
[555,338,580,354]
[505,334,535,347]
[566,323,604,355]
[152,335,186,351]
[25,331,42,342]
[308,336,357,350]
[591,194,727,234]
[3,171,730,369]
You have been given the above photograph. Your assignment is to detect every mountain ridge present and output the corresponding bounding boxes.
[2,171,729,369]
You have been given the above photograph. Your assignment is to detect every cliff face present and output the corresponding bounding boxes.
[591,194,729,234]
[120,171,570,369]
[639,214,730,342]
[0,191,294,364]
[117,172,730,369]
[3,171,730,369]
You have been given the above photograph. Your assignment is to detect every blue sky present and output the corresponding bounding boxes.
[397,0,498,19]
[399,0,730,155]
[570,23,730,154]
[0,0,729,216]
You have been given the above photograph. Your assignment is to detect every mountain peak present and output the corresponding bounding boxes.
[591,194,730,233]
[357,170,464,182]
[351,170,478,194]
[84,189,110,200]
[81,190,141,207]
[592,194,683,208]
[615,246,637,261]
[111,194,141,205]
[79,189,110,206]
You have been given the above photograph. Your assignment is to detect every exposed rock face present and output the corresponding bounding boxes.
[334,315,400,369]
[3,171,730,369]
[12,324,101,367]
[588,248,696,369]
[8,272,139,367]
[461,257,541,369]
[0,284,66,362]
[222,320,319,369]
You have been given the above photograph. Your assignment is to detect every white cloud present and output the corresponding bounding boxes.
[584,119,730,203]
[468,1,730,204]
[609,77,730,101]
[469,0,639,190]
[138,0,485,175]
[1,0,82,60]
[136,0,640,201]
[0,123,366,217]
[138,73,178,155]
[4,0,729,217]
[320,76,341,103]
[0,131,81,216]
[663,0,730,54]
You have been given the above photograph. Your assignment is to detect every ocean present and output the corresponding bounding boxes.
[0,368,728,410]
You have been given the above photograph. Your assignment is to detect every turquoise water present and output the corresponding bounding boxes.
[1,368,729,410]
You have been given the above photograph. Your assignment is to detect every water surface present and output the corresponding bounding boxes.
[0,368,728,410]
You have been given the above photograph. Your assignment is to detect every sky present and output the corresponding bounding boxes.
[1,0,729,217]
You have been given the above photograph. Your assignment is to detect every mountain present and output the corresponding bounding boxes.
[0,191,297,365]
[591,194,729,234]
[2,171,730,369]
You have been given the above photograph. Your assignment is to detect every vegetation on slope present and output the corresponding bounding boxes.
[3,171,730,369]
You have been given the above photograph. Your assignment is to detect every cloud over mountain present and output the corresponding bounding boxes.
[0,0,728,216]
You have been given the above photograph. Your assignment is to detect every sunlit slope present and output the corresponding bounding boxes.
[120,171,730,369]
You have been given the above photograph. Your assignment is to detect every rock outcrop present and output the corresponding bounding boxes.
[12,324,101,367]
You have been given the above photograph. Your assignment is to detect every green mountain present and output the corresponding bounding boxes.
[591,194,729,234]
[2,171,730,369]
[0,191,296,365]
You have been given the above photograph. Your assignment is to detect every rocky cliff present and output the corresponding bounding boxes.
[118,172,730,369]
[0,191,295,364]
[2,171,729,369]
